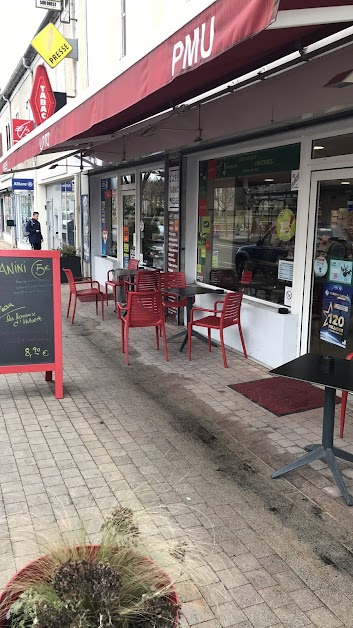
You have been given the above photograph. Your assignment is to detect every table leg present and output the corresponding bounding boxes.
[272,386,353,506]
[179,298,192,352]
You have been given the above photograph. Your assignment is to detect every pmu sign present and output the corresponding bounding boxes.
[29,66,56,127]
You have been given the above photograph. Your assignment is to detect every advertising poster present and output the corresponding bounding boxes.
[101,179,110,256]
[320,283,353,348]
[329,259,353,285]
[81,194,90,264]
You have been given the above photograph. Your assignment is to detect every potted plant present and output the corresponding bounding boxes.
[60,243,82,283]
[0,507,182,627]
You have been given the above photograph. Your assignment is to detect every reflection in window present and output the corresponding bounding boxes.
[197,145,300,304]
[140,170,165,268]
[18,193,34,243]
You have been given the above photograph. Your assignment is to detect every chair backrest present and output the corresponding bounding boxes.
[126,290,163,326]
[240,270,253,284]
[135,270,158,291]
[210,269,238,291]
[158,271,186,290]
[128,259,139,270]
[221,292,243,326]
[62,268,77,294]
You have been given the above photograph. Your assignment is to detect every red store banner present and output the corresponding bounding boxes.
[12,119,34,145]
[29,65,56,127]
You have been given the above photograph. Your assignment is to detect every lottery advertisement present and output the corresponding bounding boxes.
[320,283,353,348]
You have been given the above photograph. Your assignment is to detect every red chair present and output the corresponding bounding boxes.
[105,259,139,305]
[159,272,188,312]
[340,352,353,438]
[63,268,104,325]
[124,269,158,293]
[188,292,247,368]
[117,291,168,365]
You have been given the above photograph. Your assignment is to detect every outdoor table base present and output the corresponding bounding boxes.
[272,386,353,506]
[162,286,224,352]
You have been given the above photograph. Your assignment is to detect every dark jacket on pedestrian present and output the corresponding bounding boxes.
[26,218,42,245]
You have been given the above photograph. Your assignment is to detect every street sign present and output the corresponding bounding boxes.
[35,0,62,9]
[29,66,56,127]
[12,119,34,144]
[31,23,72,69]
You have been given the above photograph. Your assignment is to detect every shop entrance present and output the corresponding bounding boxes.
[303,168,353,358]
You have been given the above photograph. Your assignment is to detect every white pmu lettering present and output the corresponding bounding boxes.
[172,15,215,77]
[39,132,50,151]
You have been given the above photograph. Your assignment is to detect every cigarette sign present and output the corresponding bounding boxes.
[29,66,56,127]
[31,23,72,69]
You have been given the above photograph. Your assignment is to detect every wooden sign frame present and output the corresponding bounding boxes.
[0,250,63,399]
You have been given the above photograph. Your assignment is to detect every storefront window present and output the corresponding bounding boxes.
[101,177,118,257]
[140,170,165,268]
[61,181,75,246]
[17,192,33,243]
[197,144,300,304]
[312,133,353,159]
[3,193,13,234]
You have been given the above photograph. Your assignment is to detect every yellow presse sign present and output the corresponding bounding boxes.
[31,23,72,69]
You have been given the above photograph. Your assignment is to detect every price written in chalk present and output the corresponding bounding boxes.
[24,347,50,359]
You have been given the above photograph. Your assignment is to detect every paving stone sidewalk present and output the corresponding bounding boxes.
[1,288,353,627]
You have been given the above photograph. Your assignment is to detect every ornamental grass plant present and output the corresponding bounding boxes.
[0,504,201,628]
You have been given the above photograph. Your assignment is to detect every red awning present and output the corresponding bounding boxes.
[1,0,352,174]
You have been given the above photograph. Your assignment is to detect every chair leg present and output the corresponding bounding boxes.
[155,326,160,351]
[105,285,109,306]
[125,324,130,365]
[208,328,211,352]
[121,320,125,354]
[66,293,72,318]
[161,320,169,362]
[188,323,192,361]
[114,285,118,309]
[101,295,104,321]
[220,328,228,368]
[71,295,77,324]
[238,322,247,359]
[96,295,99,315]
[340,391,348,438]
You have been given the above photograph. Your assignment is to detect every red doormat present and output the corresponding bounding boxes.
[229,377,340,416]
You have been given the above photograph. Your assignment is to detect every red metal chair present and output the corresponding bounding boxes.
[188,292,247,368]
[63,268,104,325]
[117,290,168,365]
[340,352,353,438]
[124,269,158,293]
[105,259,139,305]
[159,271,188,311]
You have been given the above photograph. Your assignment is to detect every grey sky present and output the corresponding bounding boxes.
[0,0,44,91]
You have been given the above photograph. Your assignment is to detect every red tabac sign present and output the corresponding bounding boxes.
[12,119,34,144]
[29,65,56,127]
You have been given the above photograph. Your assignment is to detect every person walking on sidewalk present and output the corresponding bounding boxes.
[26,211,43,250]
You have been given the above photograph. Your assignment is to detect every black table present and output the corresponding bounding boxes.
[271,353,353,506]
[112,268,140,305]
[163,286,224,352]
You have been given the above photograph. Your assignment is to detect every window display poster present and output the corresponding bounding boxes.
[168,166,179,211]
[81,194,90,264]
[329,259,353,285]
[278,259,294,282]
[320,283,353,348]
[101,178,110,256]
[276,208,296,241]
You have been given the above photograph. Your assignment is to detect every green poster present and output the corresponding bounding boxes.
[276,208,296,241]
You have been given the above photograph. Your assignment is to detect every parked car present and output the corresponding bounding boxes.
[235,225,294,276]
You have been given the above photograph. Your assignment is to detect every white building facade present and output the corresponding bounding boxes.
[1,0,353,369]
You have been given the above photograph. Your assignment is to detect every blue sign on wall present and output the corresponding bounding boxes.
[12,178,34,191]
[61,181,73,192]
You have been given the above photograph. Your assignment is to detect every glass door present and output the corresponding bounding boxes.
[122,191,136,267]
[302,168,353,357]
[140,170,165,268]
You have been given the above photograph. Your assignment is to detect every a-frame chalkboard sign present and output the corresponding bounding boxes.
[0,250,63,398]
